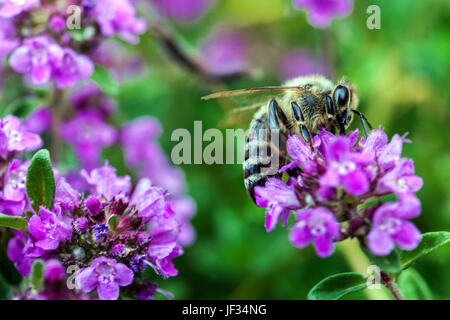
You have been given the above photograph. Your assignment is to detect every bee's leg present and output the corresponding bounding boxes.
[352,109,373,139]
[291,101,313,150]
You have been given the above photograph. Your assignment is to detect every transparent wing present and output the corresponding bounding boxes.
[201,86,300,107]
[218,103,264,127]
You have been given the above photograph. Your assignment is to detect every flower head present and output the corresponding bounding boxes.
[255,128,423,257]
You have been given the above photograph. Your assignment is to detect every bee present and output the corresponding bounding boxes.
[202,75,372,203]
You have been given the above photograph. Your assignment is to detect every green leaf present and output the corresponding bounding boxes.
[400,232,450,269]
[307,272,367,300]
[0,213,27,230]
[30,259,44,291]
[397,268,433,300]
[108,215,119,230]
[26,149,56,213]
[363,248,402,274]
[90,65,119,96]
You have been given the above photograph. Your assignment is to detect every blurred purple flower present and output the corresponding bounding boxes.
[289,207,339,257]
[151,0,212,22]
[7,231,35,276]
[60,110,117,170]
[94,0,147,44]
[43,259,65,281]
[70,83,117,116]
[292,0,353,28]
[368,195,422,255]
[201,28,248,76]
[0,159,28,216]
[9,36,62,86]
[48,15,66,33]
[78,257,134,300]
[0,115,42,159]
[0,0,39,18]
[168,196,196,246]
[23,106,52,134]
[280,49,328,81]
[52,48,94,89]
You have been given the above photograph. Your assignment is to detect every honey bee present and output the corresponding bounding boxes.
[202,75,372,202]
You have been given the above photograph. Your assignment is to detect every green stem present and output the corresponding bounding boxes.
[338,239,391,300]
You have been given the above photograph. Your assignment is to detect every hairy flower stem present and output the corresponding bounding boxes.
[381,271,404,300]
[50,85,64,163]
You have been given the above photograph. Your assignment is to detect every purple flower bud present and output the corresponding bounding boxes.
[129,254,146,273]
[74,217,90,233]
[86,196,102,216]
[49,15,66,33]
[44,259,65,281]
[111,243,127,257]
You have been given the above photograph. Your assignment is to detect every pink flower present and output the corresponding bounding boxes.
[289,207,339,257]
[0,0,39,18]
[78,257,134,300]
[292,0,353,28]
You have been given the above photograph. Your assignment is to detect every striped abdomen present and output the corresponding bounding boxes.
[243,103,288,202]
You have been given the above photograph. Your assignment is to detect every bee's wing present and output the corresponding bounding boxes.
[201,86,299,107]
[218,103,263,127]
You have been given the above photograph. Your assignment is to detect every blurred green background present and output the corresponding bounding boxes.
[108,0,448,299]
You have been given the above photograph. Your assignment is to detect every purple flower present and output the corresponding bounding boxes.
[28,207,72,251]
[78,257,134,300]
[7,231,35,276]
[130,178,168,221]
[201,28,248,76]
[0,18,19,57]
[74,217,90,233]
[54,175,80,211]
[151,0,212,22]
[289,207,339,257]
[43,259,65,281]
[1,160,28,216]
[85,196,101,216]
[319,131,374,196]
[367,195,422,256]
[82,162,131,201]
[49,15,66,33]
[9,36,62,85]
[137,282,157,300]
[70,83,117,116]
[168,196,197,246]
[61,111,117,170]
[280,134,318,175]
[292,0,353,28]
[91,223,109,241]
[0,0,39,18]
[254,178,301,232]
[0,115,42,159]
[94,0,147,44]
[52,48,94,89]
[377,159,423,196]
[280,49,328,81]
[23,106,52,134]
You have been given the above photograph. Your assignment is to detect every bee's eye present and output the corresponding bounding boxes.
[333,85,349,108]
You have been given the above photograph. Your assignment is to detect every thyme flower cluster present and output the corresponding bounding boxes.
[255,129,423,258]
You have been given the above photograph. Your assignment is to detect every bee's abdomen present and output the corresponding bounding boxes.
[243,111,287,202]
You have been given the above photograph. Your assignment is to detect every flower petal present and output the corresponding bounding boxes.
[313,234,334,258]
[393,220,422,251]
[97,282,120,300]
[368,228,394,256]
[115,263,134,286]
[78,267,98,292]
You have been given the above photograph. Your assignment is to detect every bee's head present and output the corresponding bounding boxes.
[332,79,358,133]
